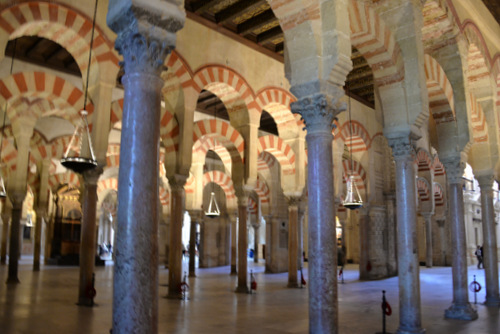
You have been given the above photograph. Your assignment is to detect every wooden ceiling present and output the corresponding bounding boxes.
[482,0,500,26]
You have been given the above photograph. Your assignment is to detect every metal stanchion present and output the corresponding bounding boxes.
[469,275,481,305]
[376,290,392,334]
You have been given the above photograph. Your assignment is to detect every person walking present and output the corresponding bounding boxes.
[475,245,483,269]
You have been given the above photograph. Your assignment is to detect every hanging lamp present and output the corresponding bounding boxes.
[205,100,220,218]
[60,0,98,174]
[342,81,363,210]
[0,39,19,198]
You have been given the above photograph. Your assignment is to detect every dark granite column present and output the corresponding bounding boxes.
[33,208,44,271]
[0,200,11,265]
[167,174,187,298]
[422,213,433,268]
[388,138,424,334]
[6,192,24,284]
[78,167,102,306]
[291,92,341,333]
[107,2,184,331]
[442,156,477,320]
[235,196,248,293]
[189,210,200,278]
[476,173,500,307]
[287,196,299,288]
[230,211,237,275]
[33,159,50,272]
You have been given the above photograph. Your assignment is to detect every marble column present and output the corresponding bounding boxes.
[33,159,50,272]
[291,92,340,333]
[235,196,248,293]
[107,2,184,331]
[78,167,102,306]
[167,174,187,299]
[422,213,433,268]
[477,174,500,307]
[0,200,11,265]
[33,209,44,271]
[189,211,200,278]
[388,138,424,334]
[253,224,259,263]
[385,192,397,276]
[287,197,299,288]
[298,206,305,270]
[442,156,477,320]
[6,192,25,284]
[435,219,447,266]
[230,212,237,275]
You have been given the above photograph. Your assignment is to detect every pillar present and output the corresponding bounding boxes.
[33,209,44,271]
[235,195,248,293]
[388,137,425,334]
[0,200,11,264]
[291,92,340,333]
[34,158,50,271]
[476,174,500,307]
[422,213,433,268]
[107,2,184,331]
[189,211,200,278]
[252,224,259,263]
[385,192,397,276]
[442,156,477,320]
[167,174,187,299]
[287,196,299,288]
[230,211,237,275]
[6,192,25,283]
[78,167,102,306]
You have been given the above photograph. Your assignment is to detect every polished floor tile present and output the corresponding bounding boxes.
[0,257,498,333]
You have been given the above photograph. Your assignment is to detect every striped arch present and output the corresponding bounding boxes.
[248,197,258,214]
[433,156,445,176]
[193,65,257,125]
[468,93,488,143]
[348,1,404,87]
[416,148,433,172]
[342,160,367,196]
[434,182,445,207]
[0,2,119,87]
[416,177,431,202]
[257,135,295,176]
[107,143,120,156]
[422,0,455,44]
[110,99,123,126]
[255,178,270,206]
[0,72,91,126]
[257,151,276,172]
[424,54,455,123]
[339,121,370,153]
[255,87,298,137]
[159,186,169,206]
[48,172,79,192]
[97,178,118,196]
[106,154,120,168]
[164,50,193,91]
[159,109,179,155]
[193,137,232,173]
[185,173,195,195]
[192,119,244,162]
[203,170,236,208]
[29,135,72,168]
[462,22,494,72]
[467,43,493,99]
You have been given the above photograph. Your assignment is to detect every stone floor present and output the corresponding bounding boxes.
[0,257,498,333]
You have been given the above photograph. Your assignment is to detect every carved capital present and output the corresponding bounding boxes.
[441,156,465,185]
[168,174,187,192]
[82,166,103,186]
[476,173,494,190]
[291,93,345,133]
[388,137,414,161]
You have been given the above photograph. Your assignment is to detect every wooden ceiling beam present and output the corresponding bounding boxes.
[257,26,282,44]
[215,0,264,24]
[237,9,276,35]
[190,0,220,14]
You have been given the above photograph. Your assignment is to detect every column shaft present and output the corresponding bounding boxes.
[230,215,237,275]
[7,199,23,283]
[33,213,43,271]
[0,202,9,264]
[424,215,433,268]
[288,202,299,287]
[478,176,500,306]
[391,140,424,334]
[113,72,162,332]
[253,226,259,263]
[167,179,186,299]
[235,201,248,293]
[189,217,197,277]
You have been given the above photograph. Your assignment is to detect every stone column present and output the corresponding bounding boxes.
[107,2,184,331]
[287,196,299,288]
[422,213,433,268]
[33,159,50,271]
[235,195,248,293]
[291,92,341,333]
[0,200,11,265]
[78,167,102,306]
[476,174,500,307]
[252,224,259,263]
[442,156,477,320]
[298,205,306,270]
[230,211,237,275]
[435,218,446,266]
[358,207,370,280]
[189,210,200,278]
[6,192,25,283]
[388,138,424,334]
[368,205,388,279]
[385,192,397,276]
[167,174,187,299]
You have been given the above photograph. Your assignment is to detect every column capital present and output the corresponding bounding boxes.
[420,212,433,220]
[285,195,301,207]
[107,1,185,75]
[476,173,494,190]
[291,93,345,133]
[82,166,103,186]
[168,173,187,192]
[441,156,465,185]
[388,137,414,161]
[8,191,25,208]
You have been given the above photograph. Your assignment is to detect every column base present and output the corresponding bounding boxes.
[165,292,183,300]
[396,327,425,334]
[230,265,237,275]
[444,303,478,320]
[188,272,196,278]
[6,276,20,284]
[33,263,40,271]
[484,296,500,307]
[77,299,95,307]
[287,281,299,288]
[235,285,249,294]
[1,258,6,265]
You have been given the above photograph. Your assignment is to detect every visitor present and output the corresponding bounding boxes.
[475,245,483,269]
